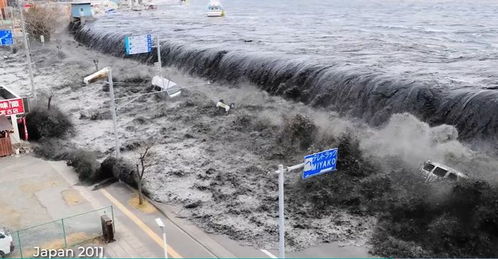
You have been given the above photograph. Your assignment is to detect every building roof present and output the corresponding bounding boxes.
[0,86,20,99]
[0,116,13,132]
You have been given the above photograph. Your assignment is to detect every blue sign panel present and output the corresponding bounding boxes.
[302,148,338,179]
[0,30,13,46]
[124,34,153,55]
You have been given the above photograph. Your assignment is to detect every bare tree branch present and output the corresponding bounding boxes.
[135,142,154,205]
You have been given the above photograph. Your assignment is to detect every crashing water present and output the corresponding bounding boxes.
[74,0,498,150]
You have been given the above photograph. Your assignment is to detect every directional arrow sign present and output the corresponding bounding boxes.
[302,148,338,179]
[0,30,14,46]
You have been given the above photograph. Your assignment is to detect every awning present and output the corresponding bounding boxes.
[0,115,13,132]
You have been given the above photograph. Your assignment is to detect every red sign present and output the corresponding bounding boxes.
[0,98,24,116]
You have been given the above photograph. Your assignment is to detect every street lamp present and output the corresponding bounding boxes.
[83,67,120,157]
[274,163,306,259]
[155,217,168,259]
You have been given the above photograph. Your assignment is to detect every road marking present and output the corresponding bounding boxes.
[260,249,277,258]
[100,189,183,258]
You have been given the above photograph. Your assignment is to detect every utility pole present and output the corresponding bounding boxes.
[18,0,36,101]
[156,36,171,90]
[83,67,120,158]
[156,36,162,77]
[9,7,15,52]
[107,68,120,158]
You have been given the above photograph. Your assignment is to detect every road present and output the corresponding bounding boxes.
[0,155,371,258]
[51,159,275,258]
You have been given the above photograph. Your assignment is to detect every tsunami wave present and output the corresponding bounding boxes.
[74,24,498,151]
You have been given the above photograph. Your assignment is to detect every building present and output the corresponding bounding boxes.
[0,85,28,157]
[0,115,13,156]
[0,0,6,20]
[71,2,93,22]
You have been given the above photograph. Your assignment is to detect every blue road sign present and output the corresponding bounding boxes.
[0,30,14,46]
[124,34,153,55]
[302,148,338,179]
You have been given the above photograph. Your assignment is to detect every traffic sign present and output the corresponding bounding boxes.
[124,34,153,55]
[0,30,13,46]
[302,148,338,179]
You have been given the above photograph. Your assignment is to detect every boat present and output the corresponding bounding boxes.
[207,1,224,17]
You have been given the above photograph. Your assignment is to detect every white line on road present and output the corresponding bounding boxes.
[260,249,278,258]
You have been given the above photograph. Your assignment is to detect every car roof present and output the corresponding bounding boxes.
[424,160,468,178]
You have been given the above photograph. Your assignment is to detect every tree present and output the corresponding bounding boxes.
[23,5,61,42]
[135,143,153,205]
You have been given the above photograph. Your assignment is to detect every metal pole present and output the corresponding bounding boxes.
[18,1,36,100]
[61,218,68,248]
[162,227,168,259]
[107,68,120,158]
[16,231,23,258]
[9,7,14,52]
[157,36,162,77]
[278,164,285,258]
[110,205,115,232]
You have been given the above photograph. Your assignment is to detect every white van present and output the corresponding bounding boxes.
[420,160,468,182]
[0,228,14,258]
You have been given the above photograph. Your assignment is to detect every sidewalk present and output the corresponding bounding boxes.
[51,161,225,258]
[49,160,159,258]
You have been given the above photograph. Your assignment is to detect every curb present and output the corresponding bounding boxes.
[123,184,237,258]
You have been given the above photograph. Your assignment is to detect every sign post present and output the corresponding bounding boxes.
[18,2,36,101]
[274,148,338,258]
[277,164,285,258]
[124,34,181,97]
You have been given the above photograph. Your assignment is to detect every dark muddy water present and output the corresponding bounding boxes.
[76,0,498,148]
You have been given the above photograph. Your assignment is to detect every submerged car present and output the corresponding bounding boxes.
[0,228,14,258]
[420,160,468,182]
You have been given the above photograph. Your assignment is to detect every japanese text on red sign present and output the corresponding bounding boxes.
[0,98,25,116]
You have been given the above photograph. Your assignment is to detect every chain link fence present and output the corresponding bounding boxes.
[10,206,113,258]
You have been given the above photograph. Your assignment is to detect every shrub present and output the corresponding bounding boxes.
[370,234,429,258]
[100,156,137,187]
[287,131,498,257]
[32,137,71,160]
[372,179,498,257]
[66,150,100,182]
[290,136,384,216]
[277,114,317,151]
[26,106,73,140]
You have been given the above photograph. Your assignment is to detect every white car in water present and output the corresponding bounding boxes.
[420,160,468,182]
[207,2,225,17]
[0,228,14,258]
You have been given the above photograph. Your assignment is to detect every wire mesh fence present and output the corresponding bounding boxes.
[10,206,113,258]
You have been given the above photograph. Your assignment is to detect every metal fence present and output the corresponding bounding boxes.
[10,206,113,258]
